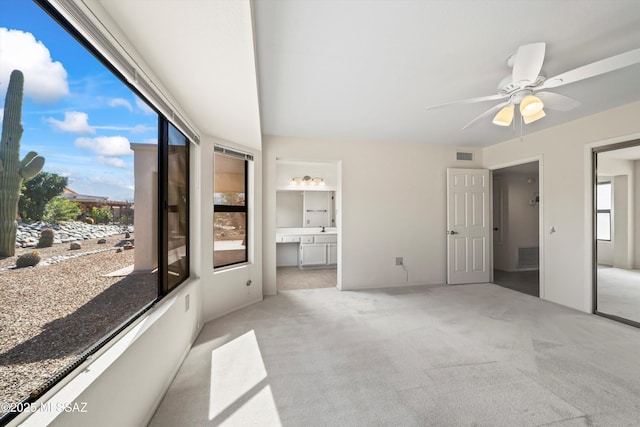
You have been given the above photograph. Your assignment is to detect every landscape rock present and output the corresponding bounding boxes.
[15,221,132,249]
[70,242,82,250]
[97,239,107,244]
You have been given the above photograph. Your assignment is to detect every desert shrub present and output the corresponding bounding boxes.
[43,198,82,222]
[91,206,113,224]
[37,228,55,248]
[19,172,68,221]
[16,251,41,268]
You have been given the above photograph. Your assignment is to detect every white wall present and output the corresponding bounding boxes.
[263,135,483,295]
[613,174,632,268]
[482,100,640,313]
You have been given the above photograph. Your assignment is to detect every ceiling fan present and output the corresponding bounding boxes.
[426,42,640,129]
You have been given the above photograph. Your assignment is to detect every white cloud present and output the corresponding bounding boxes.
[108,98,133,112]
[136,97,155,115]
[0,28,69,103]
[46,111,95,134]
[95,156,128,168]
[131,124,154,134]
[0,108,3,124]
[92,124,154,133]
[94,125,133,131]
[75,136,133,156]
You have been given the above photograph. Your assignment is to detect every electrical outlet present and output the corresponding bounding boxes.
[395,257,403,266]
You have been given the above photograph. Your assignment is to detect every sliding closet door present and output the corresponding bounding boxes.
[593,140,640,327]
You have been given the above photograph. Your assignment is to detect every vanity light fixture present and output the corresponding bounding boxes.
[290,175,325,186]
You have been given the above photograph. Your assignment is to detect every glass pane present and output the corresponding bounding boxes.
[214,212,247,267]
[597,212,611,240]
[214,154,245,206]
[597,183,612,210]
[0,2,158,411]
[167,124,189,289]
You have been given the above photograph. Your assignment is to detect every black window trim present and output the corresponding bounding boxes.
[214,149,250,269]
[160,120,190,294]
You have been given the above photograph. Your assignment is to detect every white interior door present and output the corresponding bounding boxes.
[447,168,491,284]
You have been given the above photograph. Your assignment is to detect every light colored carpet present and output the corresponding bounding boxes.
[597,266,640,324]
[149,283,640,426]
[277,266,336,290]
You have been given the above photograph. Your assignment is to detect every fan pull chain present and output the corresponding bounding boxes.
[520,112,524,143]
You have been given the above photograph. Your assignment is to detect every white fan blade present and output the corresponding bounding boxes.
[541,47,640,89]
[512,42,546,87]
[426,93,507,111]
[462,101,511,130]
[536,91,581,111]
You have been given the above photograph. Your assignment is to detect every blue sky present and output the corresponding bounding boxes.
[0,0,158,201]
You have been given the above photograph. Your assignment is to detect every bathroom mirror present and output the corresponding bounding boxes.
[276,190,335,228]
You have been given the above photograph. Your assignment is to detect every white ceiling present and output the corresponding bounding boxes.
[91,0,640,149]
[93,0,262,149]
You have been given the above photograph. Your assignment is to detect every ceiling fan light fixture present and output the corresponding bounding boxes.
[492,104,515,126]
[522,108,546,124]
[520,94,544,117]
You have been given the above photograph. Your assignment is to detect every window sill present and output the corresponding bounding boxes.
[214,262,250,274]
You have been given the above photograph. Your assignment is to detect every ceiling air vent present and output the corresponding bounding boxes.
[456,152,473,161]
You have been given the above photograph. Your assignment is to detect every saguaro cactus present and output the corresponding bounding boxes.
[0,70,45,257]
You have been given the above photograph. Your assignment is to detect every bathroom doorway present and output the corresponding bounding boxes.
[275,160,339,291]
[492,161,540,297]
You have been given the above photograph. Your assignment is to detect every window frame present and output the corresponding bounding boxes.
[213,148,250,269]
[159,120,190,293]
[596,181,612,242]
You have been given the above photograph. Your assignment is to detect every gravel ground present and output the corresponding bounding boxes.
[0,234,157,409]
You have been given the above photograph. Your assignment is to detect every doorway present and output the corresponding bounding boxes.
[593,140,640,327]
[275,160,339,291]
[492,161,540,297]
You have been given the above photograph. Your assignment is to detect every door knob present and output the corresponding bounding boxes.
[448,230,459,235]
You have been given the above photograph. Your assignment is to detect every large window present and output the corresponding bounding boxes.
[596,182,612,241]
[0,2,191,423]
[213,148,251,268]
